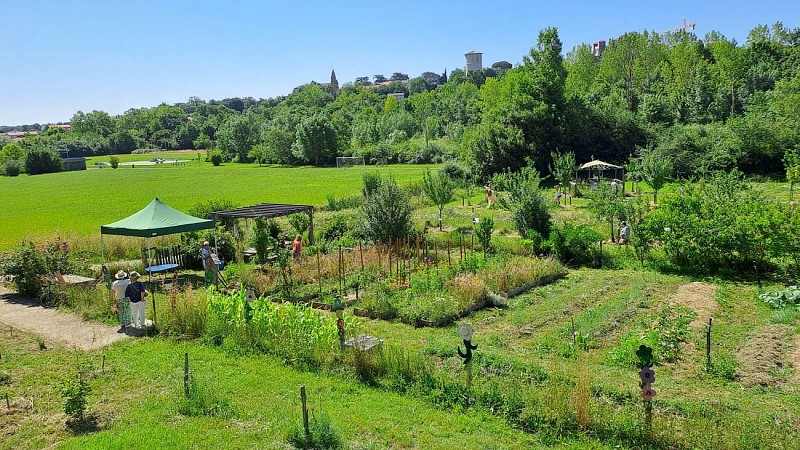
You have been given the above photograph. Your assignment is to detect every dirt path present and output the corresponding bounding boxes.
[0,286,130,351]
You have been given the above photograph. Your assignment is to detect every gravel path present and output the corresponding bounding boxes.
[0,285,133,350]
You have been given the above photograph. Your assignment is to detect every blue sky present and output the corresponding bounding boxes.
[1,0,797,126]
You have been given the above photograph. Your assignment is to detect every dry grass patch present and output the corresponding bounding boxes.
[669,281,718,329]
[735,324,793,387]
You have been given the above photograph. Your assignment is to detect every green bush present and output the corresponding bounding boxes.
[0,241,73,297]
[25,147,63,175]
[108,155,120,169]
[474,217,494,252]
[286,411,344,450]
[5,159,20,176]
[759,286,800,309]
[288,213,310,237]
[498,167,552,239]
[209,149,223,166]
[363,175,412,243]
[547,223,602,266]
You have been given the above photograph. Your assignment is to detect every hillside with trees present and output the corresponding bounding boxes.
[2,23,799,180]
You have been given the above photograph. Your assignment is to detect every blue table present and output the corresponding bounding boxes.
[145,263,180,274]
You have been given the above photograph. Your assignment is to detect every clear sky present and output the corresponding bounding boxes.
[1,0,798,126]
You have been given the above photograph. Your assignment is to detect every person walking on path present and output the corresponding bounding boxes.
[292,234,303,262]
[125,271,149,329]
[111,270,132,329]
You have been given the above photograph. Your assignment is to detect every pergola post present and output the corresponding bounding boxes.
[307,208,315,245]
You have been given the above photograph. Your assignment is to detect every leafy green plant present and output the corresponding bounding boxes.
[61,372,91,420]
[708,353,738,381]
[108,155,120,169]
[0,369,10,385]
[288,213,310,237]
[286,411,344,450]
[759,286,800,309]
[654,304,695,362]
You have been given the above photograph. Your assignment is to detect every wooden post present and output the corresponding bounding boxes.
[446,238,451,267]
[359,241,364,271]
[102,354,106,372]
[307,209,315,245]
[706,318,713,369]
[300,386,310,438]
[5,393,9,409]
[388,237,393,278]
[184,352,190,398]
[377,241,382,275]
[316,251,322,296]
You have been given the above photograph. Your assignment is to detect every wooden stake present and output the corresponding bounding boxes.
[316,251,322,296]
[359,241,364,271]
[300,386,310,438]
[447,238,451,266]
[5,393,9,409]
[388,238,393,278]
[184,352,190,398]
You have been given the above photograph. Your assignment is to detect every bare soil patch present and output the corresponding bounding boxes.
[735,324,793,387]
[669,282,718,328]
[790,333,800,384]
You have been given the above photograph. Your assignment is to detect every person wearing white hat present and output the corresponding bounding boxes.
[125,271,149,329]
[111,270,131,328]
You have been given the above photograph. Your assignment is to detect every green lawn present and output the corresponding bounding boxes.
[0,332,542,450]
[0,161,432,250]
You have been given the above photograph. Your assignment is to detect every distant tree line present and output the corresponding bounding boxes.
[2,22,799,179]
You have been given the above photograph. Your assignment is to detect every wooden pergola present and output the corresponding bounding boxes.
[211,203,315,244]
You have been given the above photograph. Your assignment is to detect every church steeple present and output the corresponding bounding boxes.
[330,69,340,95]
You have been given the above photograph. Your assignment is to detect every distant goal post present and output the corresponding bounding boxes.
[336,156,365,168]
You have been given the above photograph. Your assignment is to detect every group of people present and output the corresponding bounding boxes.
[110,269,149,330]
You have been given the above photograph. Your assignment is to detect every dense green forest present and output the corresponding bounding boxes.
[2,23,799,179]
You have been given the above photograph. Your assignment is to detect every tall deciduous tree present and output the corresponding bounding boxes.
[292,114,337,166]
[216,112,261,162]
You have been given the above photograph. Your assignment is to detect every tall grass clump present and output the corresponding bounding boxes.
[62,285,115,323]
[446,273,487,309]
[481,256,565,294]
[178,374,234,418]
[286,411,344,450]
[158,285,207,339]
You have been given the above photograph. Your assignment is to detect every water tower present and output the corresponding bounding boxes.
[464,50,483,74]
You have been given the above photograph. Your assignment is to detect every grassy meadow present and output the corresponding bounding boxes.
[0,154,432,250]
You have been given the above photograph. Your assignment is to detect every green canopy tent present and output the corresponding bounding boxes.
[100,198,216,323]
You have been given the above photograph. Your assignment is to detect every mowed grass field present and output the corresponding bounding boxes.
[0,154,432,250]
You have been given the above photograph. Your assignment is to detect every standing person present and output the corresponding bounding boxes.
[619,221,631,245]
[200,241,216,284]
[111,270,132,329]
[484,182,495,209]
[292,234,303,262]
[125,271,149,329]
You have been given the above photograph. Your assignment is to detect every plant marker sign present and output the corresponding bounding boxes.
[636,344,656,431]
[457,323,478,390]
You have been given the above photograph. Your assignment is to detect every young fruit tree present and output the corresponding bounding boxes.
[549,151,575,204]
[422,170,454,231]
[640,151,672,204]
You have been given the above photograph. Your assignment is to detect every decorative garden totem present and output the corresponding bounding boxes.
[636,344,656,432]
[457,323,478,390]
[332,295,345,347]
